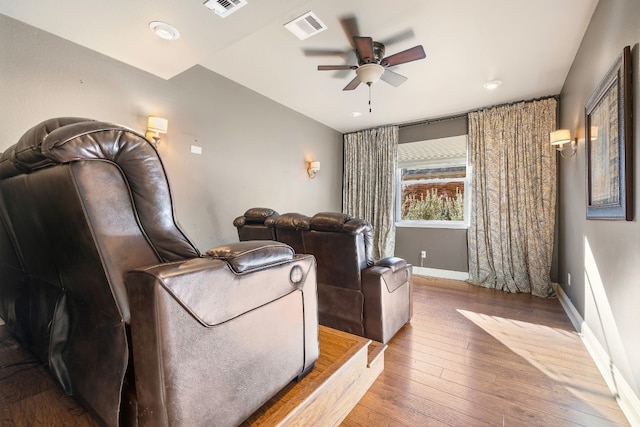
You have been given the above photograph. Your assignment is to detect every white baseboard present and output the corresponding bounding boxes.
[553,283,640,427]
[412,266,469,281]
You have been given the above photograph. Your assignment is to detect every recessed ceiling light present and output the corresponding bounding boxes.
[149,21,180,40]
[349,111,362,118]
[483,80,502,90]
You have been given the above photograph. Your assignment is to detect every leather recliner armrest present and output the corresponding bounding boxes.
[127,253,314,328]
[206,241,294,274]
[125,253,318,426]
[374,256,407,273]
[232,216,246,227]
[364,263,410,294]
[361,261,413,343]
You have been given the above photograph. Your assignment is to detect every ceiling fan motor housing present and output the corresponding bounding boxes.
[358,41,386,65]
[316,34,426,91]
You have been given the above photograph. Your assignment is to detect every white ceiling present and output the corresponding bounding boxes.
[0,0,598,133]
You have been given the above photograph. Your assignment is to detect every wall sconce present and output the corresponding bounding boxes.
[307,161,320,179]
[550,129,577,158]
[146,116,168,146]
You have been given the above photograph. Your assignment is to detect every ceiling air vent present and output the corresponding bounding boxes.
[204,0,248,18]
[284,11,327,40]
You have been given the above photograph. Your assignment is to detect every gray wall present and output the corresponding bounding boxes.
[395,116,469,272]
[0,14,343,251]
[558,0,640,400]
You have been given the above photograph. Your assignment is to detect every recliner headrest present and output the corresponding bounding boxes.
[309,212,375,265]
[309,212,371,235]
[272,213,311,230]
[1,117,199,262]
[242,207,279,223]
[0,117,91,179]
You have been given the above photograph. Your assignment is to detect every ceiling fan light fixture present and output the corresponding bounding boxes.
[356,63,385,85]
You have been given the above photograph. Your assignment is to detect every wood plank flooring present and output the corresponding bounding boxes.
[342,276,629,427]
[0,276,630,426]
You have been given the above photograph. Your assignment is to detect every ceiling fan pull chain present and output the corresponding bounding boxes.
[368,83,372,113]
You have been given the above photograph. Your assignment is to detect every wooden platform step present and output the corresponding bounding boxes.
[0,323,384,426]
[243,326,385,426]
[367,340,387,368]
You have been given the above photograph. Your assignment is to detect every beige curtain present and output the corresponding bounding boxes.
[343,125,398,259]
[467,98,557,297]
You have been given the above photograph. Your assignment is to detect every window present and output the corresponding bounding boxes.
[396,135,469,228]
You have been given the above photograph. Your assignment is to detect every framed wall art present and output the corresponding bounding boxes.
[585,45,633,220]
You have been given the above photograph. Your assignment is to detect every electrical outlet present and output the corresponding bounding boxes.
[568,273,571,286]
[420,250,427,259]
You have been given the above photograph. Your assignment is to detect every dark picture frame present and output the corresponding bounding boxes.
[585,45,633,220]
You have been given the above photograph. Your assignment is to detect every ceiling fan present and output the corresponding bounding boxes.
[317,36,426,91]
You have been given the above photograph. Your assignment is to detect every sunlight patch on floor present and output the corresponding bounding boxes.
[457,309,615,413]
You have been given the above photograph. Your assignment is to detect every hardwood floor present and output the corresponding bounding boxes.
[0,327,99,425]
[0,276,629,426]
[342,276,629,427]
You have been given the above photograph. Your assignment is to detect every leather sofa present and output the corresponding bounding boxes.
[0,119,319,427]
[234,209,412,344]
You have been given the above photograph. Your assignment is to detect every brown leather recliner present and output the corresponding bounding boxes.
[0,119,319,427]
[232,207,279,241]
[241,209,412,344]
[302,212,412,344]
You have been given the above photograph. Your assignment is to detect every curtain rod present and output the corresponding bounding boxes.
[397,94,560,129]
[397,112,468,129]
[469,94,560,114]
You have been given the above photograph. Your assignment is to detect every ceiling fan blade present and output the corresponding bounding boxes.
[381,45,426,67]
[318,65,358,71]
[379,29,415,46]
[353,36,375,63]
[333,69,353,79]
[304,48,349,58]
[380,69,408,87]
[339,15,360,47]
[343,76,361,91]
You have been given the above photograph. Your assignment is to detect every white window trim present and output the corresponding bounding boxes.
[395,137,471,229]
[395,220,469,229]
